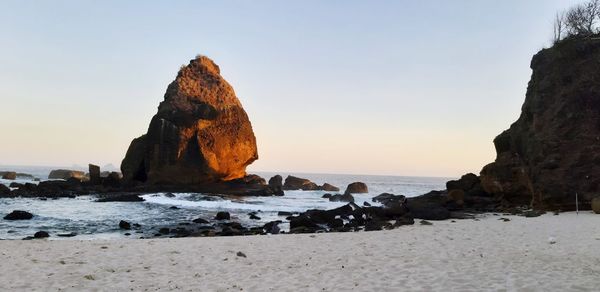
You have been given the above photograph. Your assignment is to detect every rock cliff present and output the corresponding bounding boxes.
[121,55,258,185]
[478,37,600,210]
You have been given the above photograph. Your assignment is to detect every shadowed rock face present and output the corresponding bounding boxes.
[480,37,600,210]
[121,56,258,185]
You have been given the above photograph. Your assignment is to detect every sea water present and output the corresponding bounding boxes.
[0,167,450,240]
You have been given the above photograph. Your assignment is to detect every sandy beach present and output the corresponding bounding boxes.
[0,212,598,291]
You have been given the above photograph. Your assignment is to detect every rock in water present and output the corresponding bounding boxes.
[121,55,258,184]
[268,175,283,189]
[119,220,131,230]
[4,210,33,220]
[1,172,16,180]
[48,169,86,181]
[34,231,50,238]
[0,184,10,196]
[344,182,368,194]
[283,175,320,191]
[479,38,600,210]
[215,211,230,220]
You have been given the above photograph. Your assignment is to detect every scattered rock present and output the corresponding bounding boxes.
[344,182,368,194]
[363,201,371,207]
[236,251,247,258]
[322,193,333,199]
[215,212,230,220]
[165,193,176,198]
[4,210,33,220]
[499,217,510,222]
[249,214,261,220]
[169,206,180,210]
[119,220,131,230]
[420,220,433,225]
[57,232,77,237]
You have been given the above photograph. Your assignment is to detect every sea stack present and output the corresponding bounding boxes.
[478,37,600,210]
[121,55,258,185]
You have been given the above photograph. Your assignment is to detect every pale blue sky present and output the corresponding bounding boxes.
[0,0,581,177]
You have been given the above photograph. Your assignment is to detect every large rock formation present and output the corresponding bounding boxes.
[121,55,258,185]
[479,37,600,211]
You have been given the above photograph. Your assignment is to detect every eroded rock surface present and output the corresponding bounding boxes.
[121,55,258,185]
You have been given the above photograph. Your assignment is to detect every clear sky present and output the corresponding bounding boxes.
[0,0,581,177]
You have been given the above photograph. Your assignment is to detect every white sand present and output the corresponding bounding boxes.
[1,212,599,291]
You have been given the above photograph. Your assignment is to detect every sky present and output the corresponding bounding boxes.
[0,0,582,177]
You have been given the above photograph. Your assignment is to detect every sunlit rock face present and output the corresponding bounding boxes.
[479,37,600,210]
[121,55,258,185]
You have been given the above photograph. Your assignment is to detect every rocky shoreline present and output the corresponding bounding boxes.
[0,172,548,241]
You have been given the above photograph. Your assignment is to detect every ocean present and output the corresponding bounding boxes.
[0,166,450,240]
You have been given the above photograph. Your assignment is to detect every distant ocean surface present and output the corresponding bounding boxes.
[0,166,451,240]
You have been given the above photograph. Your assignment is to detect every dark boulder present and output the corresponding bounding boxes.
[372,193,406,206]
[406,191,451,220]
[249,213,261,220]
[4,210,33,220]
[215,211,230,220]
[34,231,50,238]
[119,220,131,230]
[89,164,101,185]
[9,182,22,188]
[328,193,355,203]
[446,173,480,193]
[263,220,281,234]
[192,218,209,224]
[268,175,283,189]
[0,184,10,196]
[344,182,368,194]
[102,172,122,187]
